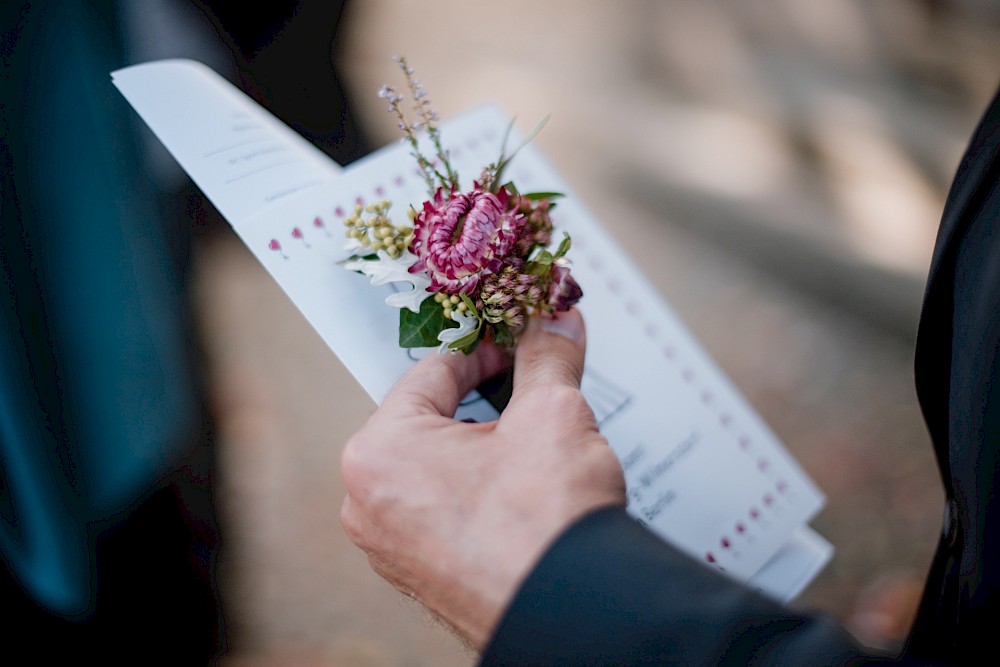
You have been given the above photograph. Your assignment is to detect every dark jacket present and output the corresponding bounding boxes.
[481,87,1000,666]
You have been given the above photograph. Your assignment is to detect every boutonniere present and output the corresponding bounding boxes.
[342,57,582,353]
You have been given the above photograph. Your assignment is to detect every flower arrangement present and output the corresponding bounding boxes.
[342,57,582,353]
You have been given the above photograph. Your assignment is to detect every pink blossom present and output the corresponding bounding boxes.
[408,187,520,294]
[546,264,583,313]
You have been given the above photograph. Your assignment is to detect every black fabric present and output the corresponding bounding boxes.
[0,473,223,663]
[908,84,1000,665]
[482,86,1000,666]
[482,507,868,667]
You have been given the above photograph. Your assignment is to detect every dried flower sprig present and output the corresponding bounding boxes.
[378,56,458,197]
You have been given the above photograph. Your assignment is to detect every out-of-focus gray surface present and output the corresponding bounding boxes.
[206,2,1000,664]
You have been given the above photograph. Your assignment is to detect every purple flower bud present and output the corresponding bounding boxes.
[546,265,583,312]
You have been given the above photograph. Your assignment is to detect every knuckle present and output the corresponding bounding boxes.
[548,383,587,406]
[545,385,598,423]
[525,383,578,409]
[340,436,362,476]
[340,496,366,546]
[525,354,582,389]
[507,384,599,438]
[341,434,376,498]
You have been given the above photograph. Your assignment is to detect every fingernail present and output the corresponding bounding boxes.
[539,309,583,342]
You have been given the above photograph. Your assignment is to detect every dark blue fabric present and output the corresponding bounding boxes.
[1,1,199,615]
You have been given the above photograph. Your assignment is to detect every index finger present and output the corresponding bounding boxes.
[379,342,508,418]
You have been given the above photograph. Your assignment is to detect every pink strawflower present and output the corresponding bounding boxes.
[409,187,520,294]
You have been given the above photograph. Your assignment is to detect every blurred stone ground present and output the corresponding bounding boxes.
[203,1,1000,664]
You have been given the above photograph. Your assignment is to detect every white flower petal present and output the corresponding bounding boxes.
[437,310,479,353]
[341,256,369,272]
[366,251,422,286]
[386,287,431,312]
[343,250,432,313]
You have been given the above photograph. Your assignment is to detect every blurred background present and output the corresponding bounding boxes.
[5,1,996,665]
[199,1,999,665]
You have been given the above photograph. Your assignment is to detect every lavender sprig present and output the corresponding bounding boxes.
[394,56,459,193]
[378,82,438,196]
[378,57,460,198]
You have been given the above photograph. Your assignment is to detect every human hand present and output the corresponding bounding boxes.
[340,309,626,649]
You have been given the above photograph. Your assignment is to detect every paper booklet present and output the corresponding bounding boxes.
[112,59,833,602]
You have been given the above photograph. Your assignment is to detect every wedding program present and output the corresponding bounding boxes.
[113,59,833,601]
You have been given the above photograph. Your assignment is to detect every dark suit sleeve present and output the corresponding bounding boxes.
[480,507,892,667]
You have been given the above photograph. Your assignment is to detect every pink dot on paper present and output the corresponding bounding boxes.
[268,239,288,259]
[736,522,746,534]
[682,368,695,382]
[292,228,304,239]
[706,552,716,564]
[764,494,775,507]
[394,175,404,186]
[777,480,789,494]
[335,206,344,217]
[701,391,714,405]
[750,507,761,520]
[663,346,676,359]
[720,413,732,427]
[738,436,752,450]
[375,185,385,196]
[313,216,324,228]
[758,458,769,472]
[721,537,731,549]
[356,196,364,206]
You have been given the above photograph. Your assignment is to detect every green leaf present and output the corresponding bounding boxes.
[495,114,550,185]
[459,293,482,321]
[490,322,515,348]
[399,297,453,348]
[521,191,564,201]
[458,336,481,354]
[447,320,483,352]
[495,118,517,175]
[441,295,484,353]
[529,248,555,266]
[512,114,551,156]
[553,233,572,260]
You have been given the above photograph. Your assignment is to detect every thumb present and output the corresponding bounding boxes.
[511,308,586,397]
